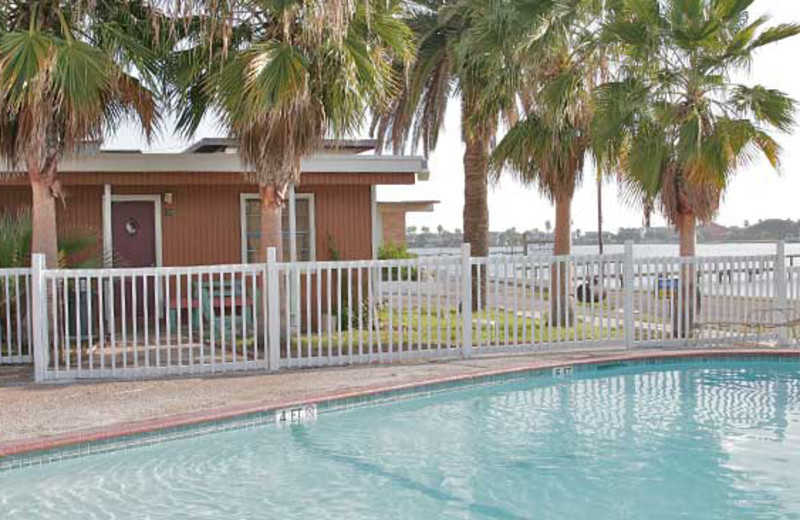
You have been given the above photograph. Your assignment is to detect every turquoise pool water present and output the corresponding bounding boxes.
[2,359,800,519]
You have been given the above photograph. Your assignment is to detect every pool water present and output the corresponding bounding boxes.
[2,360,800,519]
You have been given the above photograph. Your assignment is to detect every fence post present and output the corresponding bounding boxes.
[266,247,280,372]
[31,254,47,383]
[460,243,473,358]
[623,241,635,349]
[775,241,788,346]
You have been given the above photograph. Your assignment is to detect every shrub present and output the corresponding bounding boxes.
[378,243,418,281]
[0,210,32,268]
[0,209,108,268]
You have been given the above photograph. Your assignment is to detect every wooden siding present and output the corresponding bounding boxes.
[1,182,376,266]
[380,208,407,247]
[120,185,243,265]
[309,185,372,260]
[0,186,103,235]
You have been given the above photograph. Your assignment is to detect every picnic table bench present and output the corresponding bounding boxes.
[168,279,255,338]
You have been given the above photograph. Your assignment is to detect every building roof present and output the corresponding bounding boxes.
[3,151,428,181]
[182,137,378,155]
[378,200,439,212]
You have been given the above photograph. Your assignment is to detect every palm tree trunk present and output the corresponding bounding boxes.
[551,193,574,327]
[553,193,572,256]
[29,170,59,268]
[678,212,696,257]
[463,132,489,311]
[258,185,283,263]
[258,184,287,348]
[674,210,697,338]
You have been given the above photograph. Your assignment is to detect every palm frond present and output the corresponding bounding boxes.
[492,113,585,202]
[731,85,796,133]
[174,0,413,191]
[599,0,799,227]
[0,2,166,169]
[751,23,800,50]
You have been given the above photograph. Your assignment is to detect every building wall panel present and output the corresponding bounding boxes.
[1,182,376,266]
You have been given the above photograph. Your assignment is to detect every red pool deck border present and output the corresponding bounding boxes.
[2,349,799,460]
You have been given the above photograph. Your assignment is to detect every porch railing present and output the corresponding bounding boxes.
[25,241,799,381]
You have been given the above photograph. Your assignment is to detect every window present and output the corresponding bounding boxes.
[241,194,315,262]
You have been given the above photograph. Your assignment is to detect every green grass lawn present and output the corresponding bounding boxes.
[282,306,623,358]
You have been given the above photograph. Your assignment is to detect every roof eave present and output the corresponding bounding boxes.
[39,153,428,180]
[378,201,438,213]
[181,137,379,154]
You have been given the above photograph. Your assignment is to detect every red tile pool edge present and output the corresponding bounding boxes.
[2,349,799,459]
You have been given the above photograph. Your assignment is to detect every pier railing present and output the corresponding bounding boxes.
[18,242,799,381]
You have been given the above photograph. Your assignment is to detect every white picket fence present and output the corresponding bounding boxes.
[11,242,799,381]
[0,268,32,364]
[35,262,270,380]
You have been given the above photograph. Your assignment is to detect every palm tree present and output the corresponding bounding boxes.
[371,0,518,306]
[173,0,412,262]
[489,0,606,325]
[0,1,163,268]
[493,112,589,326]
[596,0,799,335]
[597,0,798,257]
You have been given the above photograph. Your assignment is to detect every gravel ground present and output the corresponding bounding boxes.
[0,346,762,444]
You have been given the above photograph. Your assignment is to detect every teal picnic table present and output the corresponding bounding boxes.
[169,279,255,339]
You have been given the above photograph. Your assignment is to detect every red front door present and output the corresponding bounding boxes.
[112,201,158,319]
[112,201,157,267]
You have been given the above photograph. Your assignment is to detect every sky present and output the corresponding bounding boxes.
[107,2,800,235]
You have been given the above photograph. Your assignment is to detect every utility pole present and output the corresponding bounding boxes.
[597,171,604,255]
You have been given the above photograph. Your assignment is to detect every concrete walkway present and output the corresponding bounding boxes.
[0,346,781,445]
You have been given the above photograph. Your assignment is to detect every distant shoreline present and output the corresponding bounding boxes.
[410,242,800,258]
[573,239,800,246]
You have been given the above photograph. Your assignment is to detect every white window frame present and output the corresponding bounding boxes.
[102,191,164,267]
[239,193,316,263]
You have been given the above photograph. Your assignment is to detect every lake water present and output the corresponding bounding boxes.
[413,243,800,259]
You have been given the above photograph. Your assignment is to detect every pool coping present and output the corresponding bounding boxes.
[2,348,799,467]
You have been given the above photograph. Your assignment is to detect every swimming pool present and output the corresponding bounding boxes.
[2,358,800,519]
